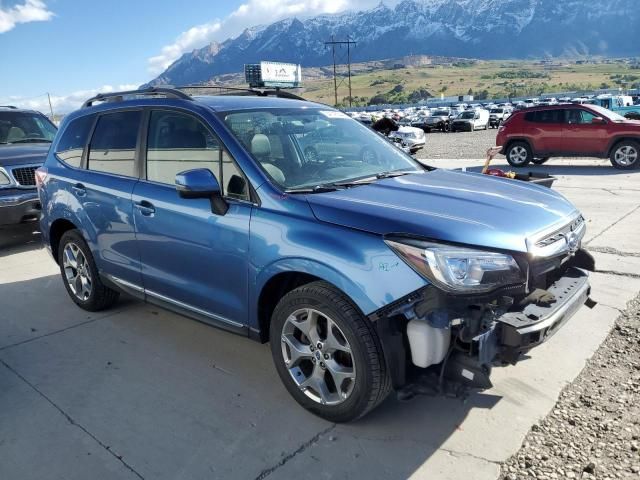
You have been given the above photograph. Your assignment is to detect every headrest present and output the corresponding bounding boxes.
[251,134,271,157]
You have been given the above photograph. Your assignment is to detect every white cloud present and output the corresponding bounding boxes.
[0,0,53,33]
[147,0,393,75]
[1,84,142,115]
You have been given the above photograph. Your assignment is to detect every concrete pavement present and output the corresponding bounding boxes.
[1,158,639,480]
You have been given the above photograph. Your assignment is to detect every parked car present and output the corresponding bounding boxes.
[388,126,425,152]
[451,109,490,132]
[39,87,595,422]
[0,106,57,225]
[497,104,640,169]
[422,108,453,132]
[489,107,511,128]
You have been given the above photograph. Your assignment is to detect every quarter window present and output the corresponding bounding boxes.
[55,114,95,167]
[146,110,250,201]
[88,111,141,177]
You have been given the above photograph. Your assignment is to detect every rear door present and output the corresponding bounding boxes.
[132,108,252,327]
[80,109,143,287]
[563,108,610,155]
[524,109,565,154]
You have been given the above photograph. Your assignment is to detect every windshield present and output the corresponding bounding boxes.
[490,108,503,113]
[433,110,449,116]
[459,111,476,119]
[220,108,422,190]
[0,111,57,144]
[588,104,627,122]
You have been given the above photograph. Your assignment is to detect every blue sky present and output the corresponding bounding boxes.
[0,0,385,112]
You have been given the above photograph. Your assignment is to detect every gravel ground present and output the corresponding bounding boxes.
[500,294,640,480]
[416,127,499,159]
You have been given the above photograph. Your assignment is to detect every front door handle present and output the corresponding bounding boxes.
[134,200,155,216]
[71,183,86,196]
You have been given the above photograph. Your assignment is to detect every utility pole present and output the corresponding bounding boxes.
[324,36,357,108]
[46,92,54,119]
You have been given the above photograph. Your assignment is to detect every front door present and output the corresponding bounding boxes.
[563,109,610,155]
[132,109,252,327]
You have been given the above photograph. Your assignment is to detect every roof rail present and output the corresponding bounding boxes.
[0,105,18,109]
[81,87,191,108]
[177,85,306,101]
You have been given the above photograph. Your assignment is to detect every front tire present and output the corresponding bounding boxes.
[610,141,640,170]
[269,281,390,422]
[57,230,119,311]
[506,141,532,167]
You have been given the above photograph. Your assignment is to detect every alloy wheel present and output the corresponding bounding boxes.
[614,145,638,167]
[509,146,529,165]
[62,242,92,301]
[280,308,355,405]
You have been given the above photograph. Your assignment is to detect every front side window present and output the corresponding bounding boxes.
[566,109,598,125]
[146,110,250,201]
[55,114,95,167]
[0,111,57,145]
[88,111,141,177]
[220,108,422,191]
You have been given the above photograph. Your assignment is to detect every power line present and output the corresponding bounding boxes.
[324,36,357,107]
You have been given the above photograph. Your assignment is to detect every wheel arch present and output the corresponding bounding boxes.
[606,136,640,158]
[504,137,534,155]
[253,259,380,343]
[49,218,79,264]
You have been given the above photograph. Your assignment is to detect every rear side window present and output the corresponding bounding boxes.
[524,110,565,124]
[55,114,95,167]
[88,111,141,177]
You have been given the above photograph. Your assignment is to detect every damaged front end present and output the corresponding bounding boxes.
[371,218,596,391]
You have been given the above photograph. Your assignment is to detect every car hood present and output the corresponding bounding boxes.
[0,144,50,167]
[305,169,578,253]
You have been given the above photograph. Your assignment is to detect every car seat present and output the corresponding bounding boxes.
[251,134,285,185]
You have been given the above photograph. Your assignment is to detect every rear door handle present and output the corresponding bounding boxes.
[72,183,86,196]
[134,200,155,216]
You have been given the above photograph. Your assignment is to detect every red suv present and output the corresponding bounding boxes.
[496,104,640,170]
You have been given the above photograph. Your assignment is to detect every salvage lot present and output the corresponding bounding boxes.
[1,149,640,479]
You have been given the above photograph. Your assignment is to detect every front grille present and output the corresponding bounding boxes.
[535,215,585,249]
[11,166,37,186]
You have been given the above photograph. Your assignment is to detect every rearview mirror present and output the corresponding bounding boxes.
[591,117,606,125]
[175,168,228,215]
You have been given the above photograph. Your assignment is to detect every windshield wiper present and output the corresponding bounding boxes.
[9,138,52,144]
[375,171,413,180]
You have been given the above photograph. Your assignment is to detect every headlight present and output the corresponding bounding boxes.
[385,239,524,293]
[0,168,11,186]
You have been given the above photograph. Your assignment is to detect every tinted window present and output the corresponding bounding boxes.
[88,111,141,177]
[146,110,249,201]
[524,109,565,124]
[55,114,95,167]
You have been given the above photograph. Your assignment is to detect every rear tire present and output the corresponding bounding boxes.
[506,141,532,167]
[269,281,391,422]
[57,230,119,311]
[610,141,640,170]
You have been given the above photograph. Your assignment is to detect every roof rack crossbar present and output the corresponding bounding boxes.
[177,85,306,101]
[0,105,18,109]
[82,87,192,108]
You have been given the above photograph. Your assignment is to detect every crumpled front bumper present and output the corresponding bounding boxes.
[0,190,41,225]
[496,267,592,363]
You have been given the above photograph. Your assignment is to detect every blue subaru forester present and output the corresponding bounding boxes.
[38,87,595,421]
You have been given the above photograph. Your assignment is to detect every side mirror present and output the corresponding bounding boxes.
[175,168,228,215]
[591,117,606,125]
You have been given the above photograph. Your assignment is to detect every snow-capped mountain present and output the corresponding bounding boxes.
[147,0,640,86]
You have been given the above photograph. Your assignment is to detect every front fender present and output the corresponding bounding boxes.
[249,207,428,331]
